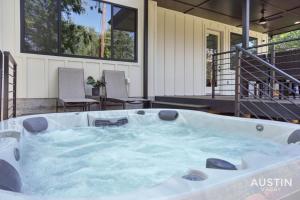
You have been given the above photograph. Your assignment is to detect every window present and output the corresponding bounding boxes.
[23,0,59,53]
[230,33,258,69]
[112,6,137,60]
[21,0,137,62]
[206,33,219,87]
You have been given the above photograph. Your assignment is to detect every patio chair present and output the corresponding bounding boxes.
[102,70,150,109]
[57,68,99,112]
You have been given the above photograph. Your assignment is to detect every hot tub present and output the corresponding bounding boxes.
[0,109,300,200]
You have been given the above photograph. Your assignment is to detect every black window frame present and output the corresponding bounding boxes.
[230,32,258,52]
[20,0,138,63]
[229,32,258,70]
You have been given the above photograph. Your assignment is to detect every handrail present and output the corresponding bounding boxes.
[4,51,17,66]
[236,46,300,85]
[246,37,300,50]
[213,37,300,56]
[213,49,235,56]
[2,51,17,120]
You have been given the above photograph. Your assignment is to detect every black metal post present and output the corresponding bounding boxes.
[13,62,17,118]
[270,44,276,97]
[3,52,9,120]
[235,49,241,117]
[241,0,250,98]
[143,0,149,100]
[242,0,250,49]
[211,54,216,98]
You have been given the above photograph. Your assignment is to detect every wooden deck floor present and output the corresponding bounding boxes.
[154,95,300,119]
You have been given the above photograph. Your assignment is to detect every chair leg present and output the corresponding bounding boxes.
[123,103,126,109]
[101,100,106,110]
[63,104,66,112]
[56,99,58,113]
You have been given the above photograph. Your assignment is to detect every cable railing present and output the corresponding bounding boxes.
[212,37,300,122]
[0,51,17,120]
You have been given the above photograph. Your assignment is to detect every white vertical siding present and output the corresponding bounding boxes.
[193,18,204,95]
[149,5,268,96]
[184,15,194,95]
[175,14,185,95]
[27,58,47,98]
[164,10,175,95]
[155,8,165,96]
[147,0,157,97]
[0,0,269,99]
[48,59,65,98]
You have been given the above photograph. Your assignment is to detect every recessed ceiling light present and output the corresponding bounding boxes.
[295,21,300,24]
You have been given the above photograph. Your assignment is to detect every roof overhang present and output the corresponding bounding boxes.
[153,0,300,36]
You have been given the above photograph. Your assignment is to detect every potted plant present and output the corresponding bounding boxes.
[86,76,105,96]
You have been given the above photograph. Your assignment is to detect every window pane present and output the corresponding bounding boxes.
[61,0,111,58]
[230,33,258,69]
[206,34,219,87]
[112,6,136,61]
[23,0,58,53]
[230,33,258,53]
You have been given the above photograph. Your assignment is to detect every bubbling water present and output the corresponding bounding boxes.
[21,114,281,198]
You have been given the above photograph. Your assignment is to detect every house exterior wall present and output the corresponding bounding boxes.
[0,0,269,106]
[147,1,269,97]
[0,0,144,99]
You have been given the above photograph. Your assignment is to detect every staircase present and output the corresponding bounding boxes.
[211,37,300,122]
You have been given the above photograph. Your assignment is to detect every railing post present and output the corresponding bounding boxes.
[3,52,9,120]
[13,62,17,118]
[212,54,216,98]
[270,44,276,97]
[234,49,241,117]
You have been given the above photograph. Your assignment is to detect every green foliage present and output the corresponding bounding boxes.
[113,30,135,60]
[24,0,58,53]
[24,0,136,60]
[86,76,105,88]
[61,21,100,56]
[270,30,300,51]
[61,0,84,15]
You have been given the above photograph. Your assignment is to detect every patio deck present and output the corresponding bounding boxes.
[153,95,300,119]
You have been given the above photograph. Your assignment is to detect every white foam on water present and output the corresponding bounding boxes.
[21,114,282,198]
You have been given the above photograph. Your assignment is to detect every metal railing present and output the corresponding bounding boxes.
[0,51,17,120]
[212,38,300,122]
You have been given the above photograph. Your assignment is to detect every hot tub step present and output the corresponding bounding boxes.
[152,101,209,111]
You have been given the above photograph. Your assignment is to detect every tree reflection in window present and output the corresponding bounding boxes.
[112,6,136,60]
[23,0,58,53]
[61,0,111,58]
[22,0,137,62]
